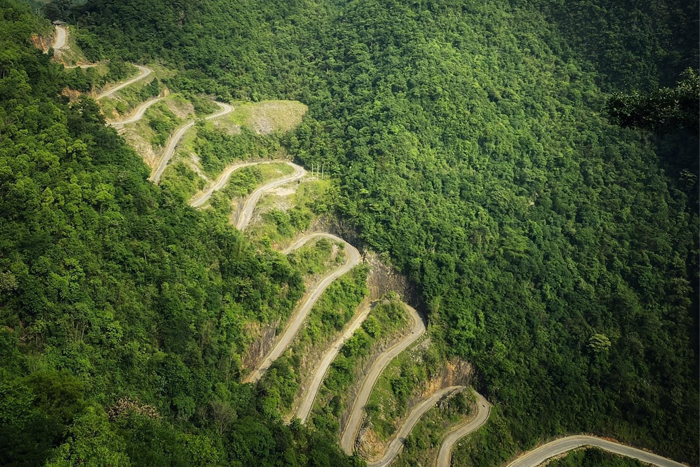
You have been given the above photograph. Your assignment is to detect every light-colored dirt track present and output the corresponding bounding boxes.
[52,26,67,50]
[150,102,233,184]
[505,436,687,467]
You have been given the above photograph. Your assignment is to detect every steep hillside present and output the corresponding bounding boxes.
[0,3,360,466]
[6,0,699,465]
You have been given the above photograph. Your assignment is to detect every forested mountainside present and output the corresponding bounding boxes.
[1,0,698,466]
[0,4,360,466]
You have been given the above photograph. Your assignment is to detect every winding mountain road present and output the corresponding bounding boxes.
[96,64,152,100]
[296,302,373,423]
[367,386,465,467]
[244,233,361,384]
[150,102,233,184]
[505,436,687,467]
[341,303,426,455]
[235,163,307,230]
[190,160,297,208]
[108,96,165,128]
[70,43,685,466]
[436,392,491,467]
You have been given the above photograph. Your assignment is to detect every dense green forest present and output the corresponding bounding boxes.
[2,0,698,465]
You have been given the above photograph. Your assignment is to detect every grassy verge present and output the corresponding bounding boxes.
[308,294,411,436]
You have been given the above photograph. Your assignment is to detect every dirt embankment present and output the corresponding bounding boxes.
[364,251,419,305]
[31,34,52,53]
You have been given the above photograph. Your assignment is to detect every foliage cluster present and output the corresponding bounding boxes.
[146,101,180,147]
[193,127,283,176]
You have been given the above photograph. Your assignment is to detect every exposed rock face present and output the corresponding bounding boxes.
[31,34,51,53]
[242,318,282,373]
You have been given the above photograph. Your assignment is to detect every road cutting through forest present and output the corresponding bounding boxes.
[341,303,426,455]
[108,96,165,128]
[505,436,687,467]
[244,233,361,384]
[234,163,307,230]
[59,28,489,462]
[82,34,689,466]
[150,102,233,184]
[190,160,300,208]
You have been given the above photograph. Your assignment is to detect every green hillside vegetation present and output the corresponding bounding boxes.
[0,3,361,466]
[308,296,411,435]
[3,0,698,465]
[258,266,368,417]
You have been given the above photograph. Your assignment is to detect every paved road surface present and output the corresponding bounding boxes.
[296,302,373,423]
[150,102,233,184]
[234,163,307,230]
[367,387,465,467]
[53,26,67,50]
[436,392,491,467]
[244,233,361,384]
[505,436,687,467]
[341,303,426,454]
[108,96,165,128]
[96,65,152,100]
[189,160,294,208]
